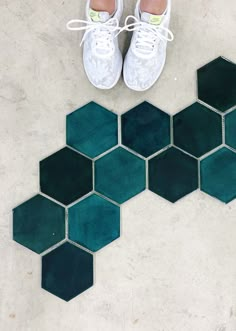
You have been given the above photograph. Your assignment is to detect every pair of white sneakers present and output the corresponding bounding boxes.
[67,0,174,91]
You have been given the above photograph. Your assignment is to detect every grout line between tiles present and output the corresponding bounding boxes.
[39,192,66,208]
[93,145,119,161]
[224,145,236,154]
[40,238,67,257]
[120,144,146,160]
[118,115,122,145]
[67,191,93,209]
[170,115,174,145]
[224,105,236,115]
[92,160,95,191]
[94,191,120,207]
[198,159,201,189]
[197,99,223,115]
[222,113,225,145]
[65,208,69,239]
[198,144,224,161]
[67,239,94,255]
[172,144,198,160]
[147,144,171,160]
[66,145,93,160]
[146,159,149,189]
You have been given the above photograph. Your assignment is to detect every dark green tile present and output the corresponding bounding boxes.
[95,147,146,204]
[68,194,120,252]
[40,147,92,205]
[122,101,170,157]
[173,102,222,157]
[149,147,198,202]
[13,194,65,254]
[42,242,93,301]
[225,109,236,149]
[198,57,236,112]
[200,147,236,203]
[66,102,118,158]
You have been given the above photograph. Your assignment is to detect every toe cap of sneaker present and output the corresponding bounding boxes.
[83,52,122,89]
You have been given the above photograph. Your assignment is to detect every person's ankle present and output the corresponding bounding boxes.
[140,0,167,15]
[90,0,115,14]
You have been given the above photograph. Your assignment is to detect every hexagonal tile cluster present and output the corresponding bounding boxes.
[13,56,236,301]
[13,102,122,302]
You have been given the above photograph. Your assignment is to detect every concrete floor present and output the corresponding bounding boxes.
[1,0,236,330]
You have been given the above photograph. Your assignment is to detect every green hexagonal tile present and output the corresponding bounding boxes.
[42,242,93,301]
[95,147,146,204]
[13,194,65,254]
[40,147,93,205]
[174,102,222,157]
[67,102,118,158]
[121,101,170,157]
[200,147,236,203]
[198,57,236,112]
[68,194,120,252]
[149,147,198,202]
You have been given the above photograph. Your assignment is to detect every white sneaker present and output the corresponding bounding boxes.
[123,0,174,91]
[67,0,123,89]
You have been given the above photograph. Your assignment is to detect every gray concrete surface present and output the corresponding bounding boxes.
[0,0,236,330]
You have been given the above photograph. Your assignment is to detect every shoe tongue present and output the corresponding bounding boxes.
[89,8,111,22]
[141,11,164,25]
[88,8,113,56]
[134,11,165,54]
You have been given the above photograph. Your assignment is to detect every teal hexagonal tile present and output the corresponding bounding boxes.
[42,242,93,301]
[95,147,146,204]
[149,147,198,202]
[40,147,93,205]
[13,194,65,254]
[121,101,170,157]
[200,147,236,203]
[198,57,236,112]
[66,102,118,158]
[225,109,236,150]
[174,102,222,157]
[68,194,120,252]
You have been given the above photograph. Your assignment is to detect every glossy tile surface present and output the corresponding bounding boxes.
[200,147,236,203]
[173,102,222,157]
[42,242,93,302]
[40,147,93,205]
[149,147,198,202]
[121,101,170,157]
[13,195,65,254]
[197,57,236,112]
[68,194,120,252]
[67,102,118,158]
[225,109,236,150]
[95,147,146,204]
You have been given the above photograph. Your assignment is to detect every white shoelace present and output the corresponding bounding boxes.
[121,15,174,54]
[66,17,121,56]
